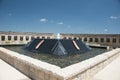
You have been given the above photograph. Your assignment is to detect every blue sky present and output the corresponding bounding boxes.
[0,0,120,34]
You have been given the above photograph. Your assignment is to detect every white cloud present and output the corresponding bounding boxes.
[40,18,47,22]
[104,29,108,32]
[57,22,63,25]
[110,16,119,20]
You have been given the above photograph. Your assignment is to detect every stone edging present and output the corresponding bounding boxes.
[0,47,120,80]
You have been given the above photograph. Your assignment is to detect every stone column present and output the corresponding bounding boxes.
[71,37,74,39]
[0,35,1,42]
[5,35,8,42]
[29,36,31,42]
[93,37,95,43]
[18,35,20,42]
[82,37,84,42]
[11,35,14,42]
[87,37,89,43]
[39,36,42,39]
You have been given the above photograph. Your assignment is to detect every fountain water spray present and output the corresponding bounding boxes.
[56,33,60,39]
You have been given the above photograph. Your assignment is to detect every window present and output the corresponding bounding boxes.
[113,38,116,43]
[63,37,66,39]
[8,36,11,40]
[47,37,50,39]
[42,37,45,39]
[1,36,5,41]
[69,37,72,40]
[31,36,34,40]
[37,37,40,39]
[79,38,82,40]
[89,38,93,42]
[84,37,87,42]
[20,36,23,41]
[100,38,104,42]
[95,38,98,42]
[74,37,77,40]
[14,36,17,40]
[106,38,110,43]
[26,36,29,41]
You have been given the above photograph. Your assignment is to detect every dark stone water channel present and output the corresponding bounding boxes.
[3,45,107,68]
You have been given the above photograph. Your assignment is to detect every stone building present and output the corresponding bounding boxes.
[0,31,120,48]
[61,34,120,48]
[0,31,54,45]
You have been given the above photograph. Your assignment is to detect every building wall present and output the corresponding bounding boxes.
[61,34,120,48]
[0,32,54,45]
[0,31,120,48]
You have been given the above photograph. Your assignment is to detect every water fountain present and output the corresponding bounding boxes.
[24,33,91,56]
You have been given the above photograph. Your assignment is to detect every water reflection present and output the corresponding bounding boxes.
[4,45,107,68]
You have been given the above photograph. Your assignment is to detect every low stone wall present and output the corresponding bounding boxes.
[0,47,62,80]
[0,47,120,80]
[60,48,120,80]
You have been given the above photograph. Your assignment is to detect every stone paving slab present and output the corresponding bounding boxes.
[92,54,120,80]
[0,59,31,80]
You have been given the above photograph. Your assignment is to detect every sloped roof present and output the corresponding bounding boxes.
[25,39,91,55]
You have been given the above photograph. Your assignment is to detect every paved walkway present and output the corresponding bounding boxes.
[92,55,120,80]
[0,59,31,80]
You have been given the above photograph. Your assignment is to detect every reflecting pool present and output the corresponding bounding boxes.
[4,45,107,68]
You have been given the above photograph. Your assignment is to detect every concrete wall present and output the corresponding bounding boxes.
[61,34,120,48]
[0,47,120,80]
[0,35,30,45]
[0,47,62,80]
[61,48,120,80]
[0,33,54,45]
[0,31,120,48]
